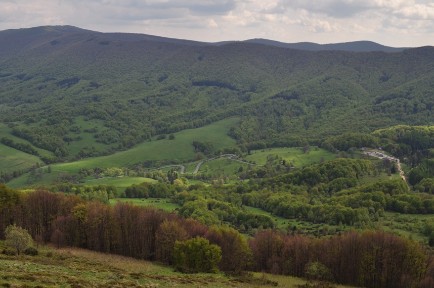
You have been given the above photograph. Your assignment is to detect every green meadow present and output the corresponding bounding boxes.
[84,177,157,190]
[0,123,53,159]
[7,118,238,187]
[52,117,237,172]
[198,158,251,177]
[110,198,180,212]
[245,147,335,167]
[0,143,42,172]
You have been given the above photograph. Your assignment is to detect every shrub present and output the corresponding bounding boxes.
[173,237,221,273]
[2,248,17,256]
[4,225,33,255]
[24,247,38,256]
[305,261,333,282]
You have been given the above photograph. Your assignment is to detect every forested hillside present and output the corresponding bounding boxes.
[0,26,433,165]
[2,26,434,288]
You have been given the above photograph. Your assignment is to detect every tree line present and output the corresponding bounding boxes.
[1,185,433,287]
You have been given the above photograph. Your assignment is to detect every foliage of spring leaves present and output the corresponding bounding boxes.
[173,237,222,273]
[5,224,33,255]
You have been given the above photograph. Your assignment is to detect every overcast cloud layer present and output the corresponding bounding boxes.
[1,0,433,47]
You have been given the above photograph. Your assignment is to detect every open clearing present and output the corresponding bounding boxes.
[110,198,181,212]
[84,177,157,191]
[245,147,335,167]
[0,143,43,173]
[7,118,237,188]
[53,117,238,173]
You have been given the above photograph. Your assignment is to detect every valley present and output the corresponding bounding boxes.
[1,26,434,288]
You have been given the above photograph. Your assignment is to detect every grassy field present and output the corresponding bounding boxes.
[66,117,117,156]
[0,123,54,159]
[7,118,238,188]
[0,242,356,288]
[54,117,237,172]
[245,147,335,167]
[378,212,434,243]
[110,198,181,212]
[7,173,157,190]
[0,143,43,173]
[84,177,156,190]
[198,158,251,178]
[245,206,433,242]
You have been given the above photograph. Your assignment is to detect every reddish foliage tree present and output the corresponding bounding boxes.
[20,190,81,243]
[155,219,188,264]
[206,226,252,274]
[249,230,285,274]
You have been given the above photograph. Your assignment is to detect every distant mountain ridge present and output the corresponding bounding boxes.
[243,39,406,52]
[0,25,410,52]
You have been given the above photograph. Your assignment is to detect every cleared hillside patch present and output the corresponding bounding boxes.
[0,123,53,159]
[0,143,43,173]
[197,157,251,178]
[7,118,238,188]
[56,117,238,171]
[110,198,180,212]
[245,147,335,167]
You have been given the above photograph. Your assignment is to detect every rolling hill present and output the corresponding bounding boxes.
[0,25,434,174]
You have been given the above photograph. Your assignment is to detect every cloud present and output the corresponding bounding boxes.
[207,18,218,28]
[395,3,434,20]
[0,0,433,46]
[282,0,375,18]
[71,0,236,17]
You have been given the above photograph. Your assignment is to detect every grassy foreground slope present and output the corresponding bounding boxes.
[0,242,355,288]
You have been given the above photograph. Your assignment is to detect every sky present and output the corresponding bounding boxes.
[0,0,433,47]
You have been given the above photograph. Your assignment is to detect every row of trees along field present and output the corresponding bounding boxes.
[1,185,434,288]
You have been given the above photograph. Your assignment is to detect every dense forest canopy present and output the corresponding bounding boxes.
[0,26,434,163]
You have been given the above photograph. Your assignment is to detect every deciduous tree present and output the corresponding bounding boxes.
[5,224,33,255]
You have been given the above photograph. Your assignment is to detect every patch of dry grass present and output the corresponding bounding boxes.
[0,244,357,288]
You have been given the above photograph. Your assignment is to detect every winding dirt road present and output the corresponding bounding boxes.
[363,150,406,183]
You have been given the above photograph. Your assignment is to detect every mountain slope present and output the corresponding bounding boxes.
[0,26,434,164]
